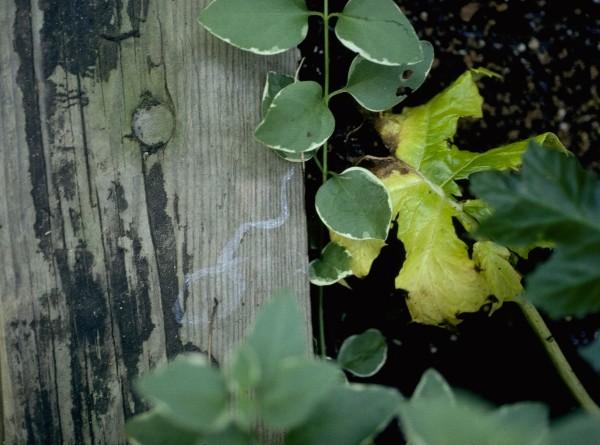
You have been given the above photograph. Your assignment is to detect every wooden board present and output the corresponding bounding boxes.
[0,1,310,443]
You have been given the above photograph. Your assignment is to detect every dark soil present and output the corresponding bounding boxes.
[298,1,600,443]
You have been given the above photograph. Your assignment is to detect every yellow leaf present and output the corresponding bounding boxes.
[473,241,523,306]
[330,232,385,278]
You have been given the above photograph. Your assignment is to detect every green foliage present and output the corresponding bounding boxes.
[127,290,401,445]
[315,167,392,241]
[308,242,352,286]
[580,338,600,372]
[198,0,310,55]
[471,144,600,318]
[399,369,600,445]
[337,328,387,377]
[334,0,423,65]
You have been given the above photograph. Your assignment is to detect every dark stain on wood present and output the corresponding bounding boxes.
[13,0,53,259]
[143,162,183,357]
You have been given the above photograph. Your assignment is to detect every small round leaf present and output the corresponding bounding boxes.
[335,0,423,66]
[338,329,388,377]
[198,0,310,55]
[309,242,353,286]
[315,167,392,240]
[255,81,335,154]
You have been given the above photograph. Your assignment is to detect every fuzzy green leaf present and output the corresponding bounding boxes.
[471,144,600,318]
[399,370,550,445]
[255,81,335,154]
[247,289,308,381]
[309,242,353,286]
[258,358,340,430]
[549,413,600,445]
[316,167,392,240]
[335,0,423,66]
[126,410,200,445]
[198,0,310,55]
[285,385,402,445]
[338,329,388,377]
[136,355,229,433]
[345,41,433,111]
[226,345,261,394]
[261,72,295,116]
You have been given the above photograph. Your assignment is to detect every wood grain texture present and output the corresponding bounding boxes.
[0,1,310,443]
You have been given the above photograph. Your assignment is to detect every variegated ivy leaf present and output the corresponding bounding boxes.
[309,242,353,286]
[261,72,295,117]
[255,81,335,154]
[315,167,392,241]
[198,0,310,55]
[345,41,434,112]
[337,329,388,378]
[335,0,423,66]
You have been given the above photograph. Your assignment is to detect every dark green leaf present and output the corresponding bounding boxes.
[259,358,340,430]
[285,385,402,445]
[261,72,295,117]
[335,0,423,66]
[136,355,229,433]
[255,81,335,154]
[126,410,200,445]
[309,242,353,286]
[198,0,310,55]
[471,143,600,318]
[337,329,387,377]
[315,167,392,240]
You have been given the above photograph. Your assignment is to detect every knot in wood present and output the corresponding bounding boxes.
[132,103,175,149]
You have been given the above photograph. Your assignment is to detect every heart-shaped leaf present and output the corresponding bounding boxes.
[345,40,434,111]
[338,329,387,377]
[335,0,423,66]
[261,72,295,117]
[316,167,392,240]
[198,0,310,55]
[309,242,353,286]
[255,81,335,154]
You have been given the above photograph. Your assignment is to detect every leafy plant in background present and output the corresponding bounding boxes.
[198,0,435,356]
[126,290,402,445]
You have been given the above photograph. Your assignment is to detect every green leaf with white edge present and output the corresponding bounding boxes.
[261,72,295,117]
[258,358,340,430]
[136,355,229,433]
[472,241,523,303]
[126,409,200,445]
[309,242,353,286]
[337,329,387,377]
[549,413,600,445]
[345,40,433,111]
[330,232,385,278]
[335,0,423,66]
[471,144,600,318]
[246,289,308,381]
[198,0,310,55]
[579,337,600,372]
[285,385,403,445]
[255,81,335,154]
[400,370,550,445]
[316,167,392,240]
[273,146,319,163]
[226,345,261,394]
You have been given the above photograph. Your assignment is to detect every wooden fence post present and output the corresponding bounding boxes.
[0,1,310,443]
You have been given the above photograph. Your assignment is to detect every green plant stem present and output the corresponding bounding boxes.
[316,0,331,358]
[518,300,600,416]
[319,287,327,357]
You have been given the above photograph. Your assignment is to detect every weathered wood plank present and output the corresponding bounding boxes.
[0,1,310,443]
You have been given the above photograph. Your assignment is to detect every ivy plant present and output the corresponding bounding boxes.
[126,290,402,445]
